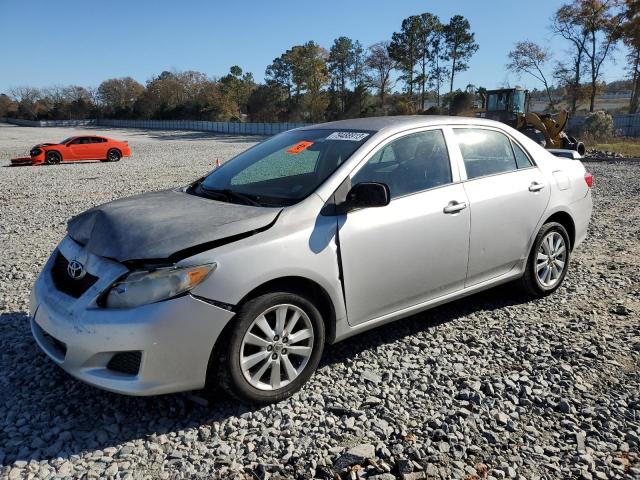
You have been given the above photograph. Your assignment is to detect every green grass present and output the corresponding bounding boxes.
[591,140,640,157]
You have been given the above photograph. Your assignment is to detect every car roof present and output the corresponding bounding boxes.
[298,115,509,133]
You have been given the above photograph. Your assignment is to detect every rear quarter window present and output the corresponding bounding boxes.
[512,141,533,168]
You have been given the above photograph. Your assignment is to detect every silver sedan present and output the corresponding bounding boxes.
[30,116,593,404]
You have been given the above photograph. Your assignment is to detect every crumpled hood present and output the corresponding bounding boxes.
[67,189,281,262]
[33,143,56,148]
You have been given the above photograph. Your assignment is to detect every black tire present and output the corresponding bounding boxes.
[107,149,121,162]
[210,292,325,405]
[521,222,571,297]
[45,151,61,165]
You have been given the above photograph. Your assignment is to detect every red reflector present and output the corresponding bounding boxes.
[584,172,593,188]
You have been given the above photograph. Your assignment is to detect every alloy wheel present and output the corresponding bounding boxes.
[239,304,314,391]
[536,231,567,288]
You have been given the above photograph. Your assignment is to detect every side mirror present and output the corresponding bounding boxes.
[340,182,390,212]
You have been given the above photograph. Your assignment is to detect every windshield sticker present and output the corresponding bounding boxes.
[286,140,314,155]
[326,131,370,141]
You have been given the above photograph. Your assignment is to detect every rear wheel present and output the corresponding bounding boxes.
[107,149,121,162]
[521,222,570,297]
[210,292,325,404]
[45,151,61,165]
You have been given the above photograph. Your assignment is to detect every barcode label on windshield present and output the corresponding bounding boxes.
[326,131,370,141]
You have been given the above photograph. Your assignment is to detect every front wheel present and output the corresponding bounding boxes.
[211,292,325,404]
[521,222,571,297]
[45,151,61,165]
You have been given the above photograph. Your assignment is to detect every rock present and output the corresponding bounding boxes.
[104,463,118,476]
[397,458,413,475]
[8,468,23,480]
[333,444,375,471]
[57,461,73,476]
[495,412,509,425]
[557,400,571,413]
[361,370,382,384]
[425,464,439,477]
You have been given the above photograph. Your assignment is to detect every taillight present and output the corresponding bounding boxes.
[584,172,593,188]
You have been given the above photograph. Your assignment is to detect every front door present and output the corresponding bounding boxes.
[337,128,471,325]
[67,137,92,160]
[451,127,550,285]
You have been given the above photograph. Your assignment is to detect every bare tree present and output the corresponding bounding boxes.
[577,0,623,112]
[365,42,396,110]
[9,86,41,119]
[551,3,590,113]
[621,0,640,112]
[507,40,556,108]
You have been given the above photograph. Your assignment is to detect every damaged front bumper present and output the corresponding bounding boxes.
[29,236,236,396]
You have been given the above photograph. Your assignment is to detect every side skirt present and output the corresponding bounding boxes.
[332,267,524,343]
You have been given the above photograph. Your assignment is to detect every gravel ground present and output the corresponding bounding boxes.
[1,123,638,480]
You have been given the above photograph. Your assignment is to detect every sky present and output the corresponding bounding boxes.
[0,0,629,94]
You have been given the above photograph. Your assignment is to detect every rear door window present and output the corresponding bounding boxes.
[454,129,518,179]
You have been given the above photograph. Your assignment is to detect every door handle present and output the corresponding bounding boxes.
[443,200,467,214]
[529,181,545,192]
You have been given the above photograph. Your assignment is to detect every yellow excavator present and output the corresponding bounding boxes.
[477,87,585,156]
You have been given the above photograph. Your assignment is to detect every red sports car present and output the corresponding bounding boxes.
[18,135,131,165]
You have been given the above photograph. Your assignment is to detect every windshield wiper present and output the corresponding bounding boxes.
[200,186,263,207]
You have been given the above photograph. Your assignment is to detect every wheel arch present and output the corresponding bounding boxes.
[235,276,337,343]
[203,275,337,392]
[543,210,576,250]
[45,149,62,158]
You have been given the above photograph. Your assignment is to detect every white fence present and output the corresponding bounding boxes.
[4,118,309,135]
[6,118,98,127]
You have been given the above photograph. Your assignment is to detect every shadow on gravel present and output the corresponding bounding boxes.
[0,283,532,466]
[322,281,532,367]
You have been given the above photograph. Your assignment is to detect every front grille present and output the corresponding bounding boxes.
[51,251,98,298]
[107,351,142,375]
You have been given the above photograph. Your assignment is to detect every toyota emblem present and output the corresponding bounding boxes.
[67,260,86,280]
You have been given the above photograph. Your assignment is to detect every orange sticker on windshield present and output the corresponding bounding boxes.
[286,140,314,155]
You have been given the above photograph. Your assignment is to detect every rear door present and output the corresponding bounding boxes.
[337,127,471,325]
[88,137,109,160]
[451,127,550,286]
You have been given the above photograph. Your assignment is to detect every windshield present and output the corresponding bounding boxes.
[194,129,373,207]
[59,137,74,144]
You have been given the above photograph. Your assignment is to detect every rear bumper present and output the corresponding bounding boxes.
[571,189,592,249]
[30,249,235,396]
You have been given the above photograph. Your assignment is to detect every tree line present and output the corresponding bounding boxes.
[507,0,639,114]
[1,0,638,123]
